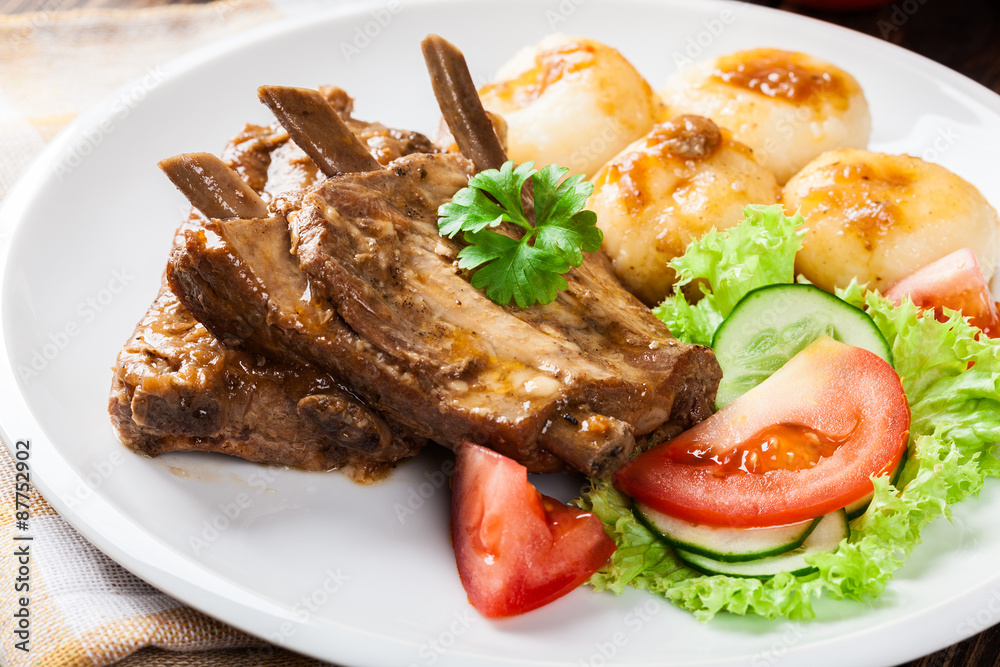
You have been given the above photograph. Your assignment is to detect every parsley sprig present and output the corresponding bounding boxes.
[438,161,602,308]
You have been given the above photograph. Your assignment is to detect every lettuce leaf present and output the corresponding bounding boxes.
[652,205,806,346]
[579,251,1000,621]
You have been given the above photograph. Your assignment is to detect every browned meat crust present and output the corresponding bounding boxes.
[293,155,721,469]
[109,277,420,479]
[168,146,721,475]
[109,88,433,478]
[222,86,437,199]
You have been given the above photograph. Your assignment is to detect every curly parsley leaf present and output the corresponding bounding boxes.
[437,187,508,238]
[536,209,603,266]
[460,231,571,307]
[438,160,601,308]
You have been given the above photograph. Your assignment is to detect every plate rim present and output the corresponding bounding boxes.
[2,1,1000,665]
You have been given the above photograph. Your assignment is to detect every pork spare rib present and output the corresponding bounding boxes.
[109,88,431,479]
[165,39,721,478]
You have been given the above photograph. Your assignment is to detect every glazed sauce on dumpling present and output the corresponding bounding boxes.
[479,42,598,107]
[713,48,854,110]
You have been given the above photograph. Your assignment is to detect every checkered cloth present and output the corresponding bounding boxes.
[0,2,344,664]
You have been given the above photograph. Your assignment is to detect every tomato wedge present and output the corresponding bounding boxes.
[884,248,1000,337]
[451,442,616,617]
[614,337,909,527]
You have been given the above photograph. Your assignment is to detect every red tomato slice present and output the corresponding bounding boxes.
[614,338,909,528]
[451,442,616,617]
[885,248,1000,337]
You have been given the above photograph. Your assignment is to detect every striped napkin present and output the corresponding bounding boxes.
[0,2,343,664]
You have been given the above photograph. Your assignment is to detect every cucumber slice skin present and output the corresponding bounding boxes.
[844,493,874,521]
[675,510,850,579]
[635,502,821,563]
[712,284,893,408]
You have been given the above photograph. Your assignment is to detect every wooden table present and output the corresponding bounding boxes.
[1,1,998,666]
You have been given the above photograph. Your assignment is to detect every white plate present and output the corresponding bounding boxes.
[2,1,1000,665]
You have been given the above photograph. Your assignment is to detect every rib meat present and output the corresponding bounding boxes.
[167,66,722,477]
[110,261,418,478]
[109,88,432,478]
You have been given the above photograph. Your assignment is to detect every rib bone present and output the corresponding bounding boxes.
[541,409,636,479]
[257,85,382,177]
[423,35,644,476]
[166,41,721,478]
[158,153,268,220]
[421,35,507,173]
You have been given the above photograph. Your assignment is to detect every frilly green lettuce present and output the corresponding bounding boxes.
[652,205,805,346]
[578,213,1000,621]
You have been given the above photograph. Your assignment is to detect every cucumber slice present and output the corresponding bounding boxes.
[844,493,874,521]
[635,502,820,562]
[675,510,849,578]
[845,449,909,520]
[712,284,892,408]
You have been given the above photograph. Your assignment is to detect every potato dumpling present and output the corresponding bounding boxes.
[590,115,780,306]
[479,34,661,178]
[660,48,871,184]
[783,149,1000,293]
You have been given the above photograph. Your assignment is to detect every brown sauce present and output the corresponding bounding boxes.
[593,150,653,216]
[645,115,722,160]
[713,49,853,110]
[480,42,598,107]
[593,117,724,218]
[799,158,918,250]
